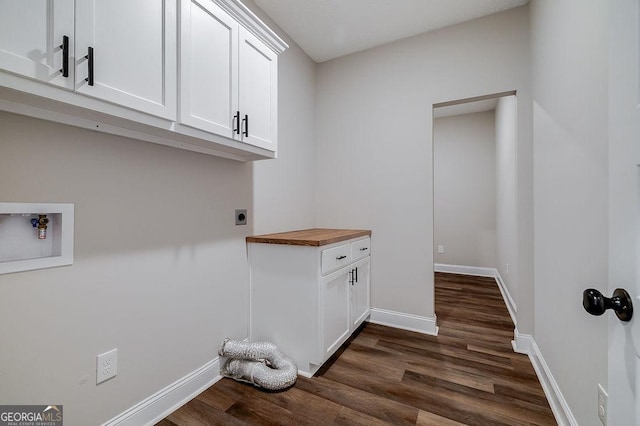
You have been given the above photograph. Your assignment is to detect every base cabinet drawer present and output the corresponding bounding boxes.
[321,243,352,275]
[352,237,371,261]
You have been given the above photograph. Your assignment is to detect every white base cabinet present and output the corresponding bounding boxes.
[248,231,371,376]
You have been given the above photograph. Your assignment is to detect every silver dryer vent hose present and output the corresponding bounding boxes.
[218,339,297,390]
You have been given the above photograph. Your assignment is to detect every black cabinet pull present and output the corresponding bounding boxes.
[242,114,249,137]
[336,255,347,260]
[360,247,368,252]
[355,267,358,283]
[60,35,69,78]
[85,47,94,86]
[233,111,240,134]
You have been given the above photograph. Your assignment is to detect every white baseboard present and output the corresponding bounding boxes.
[103,358,221,426]
[493,270,517,326]
[434,263,496,277]
[434,263,517,327]
[513,331,577,426]
[368,308,438,336]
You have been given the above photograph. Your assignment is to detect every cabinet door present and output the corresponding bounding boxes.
[0,0,74,89]
[75,0,176,119]
[179,0,238,137]
[238,27,277,151]
[321,269,350,359]
[351,258,370,330]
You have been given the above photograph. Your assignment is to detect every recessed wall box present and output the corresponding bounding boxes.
[0,203,74,274]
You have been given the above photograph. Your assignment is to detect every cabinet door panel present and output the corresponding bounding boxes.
[0,0,74,89]
[322,270,350,358]
[351,258,370,329]
[179,0,238,136]
[238,27,276,151]
[75,0,176,119]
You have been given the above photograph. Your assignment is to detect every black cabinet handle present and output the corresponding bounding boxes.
[233,111,240,134]
[85,47,94,86]
[354,267,358,283]
[242,114,249,137]
[583,288,633,322]
[336,255,347,260]
[60,35,69,78]
[360,247,368,252]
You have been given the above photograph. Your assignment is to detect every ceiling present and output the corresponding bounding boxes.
[254,0,529,63]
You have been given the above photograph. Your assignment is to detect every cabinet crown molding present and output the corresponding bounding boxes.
[215,0,288,54]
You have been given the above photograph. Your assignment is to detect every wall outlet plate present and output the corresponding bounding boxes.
[235,209,247,226]
[97,348,118,384]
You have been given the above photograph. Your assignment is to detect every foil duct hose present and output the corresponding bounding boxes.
[218,338,298,390]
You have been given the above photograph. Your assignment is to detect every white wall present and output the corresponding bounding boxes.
[245,0,317,234]
[0,4,316,423]
[495,96,518,306]
[315,6,532,326]
[433,111,496,268]
[0,117,251,424]
[253,41,316,234]
[530,1,609,424]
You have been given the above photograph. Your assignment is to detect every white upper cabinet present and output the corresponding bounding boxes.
[75,0,177,120]
[0,0,75,89]
[179,0,238,137]
[0,0,286,161]
[238,27,277,151]
[179,0,280,151]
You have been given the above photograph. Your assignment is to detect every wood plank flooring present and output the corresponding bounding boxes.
[158,273,556,425]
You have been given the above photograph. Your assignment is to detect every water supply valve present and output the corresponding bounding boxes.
[31,214,49,239]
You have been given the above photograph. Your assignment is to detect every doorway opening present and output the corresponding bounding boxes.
[432,91,518,325]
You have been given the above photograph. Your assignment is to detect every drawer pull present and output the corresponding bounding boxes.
[359,247,368,251]
[336,255,347,260]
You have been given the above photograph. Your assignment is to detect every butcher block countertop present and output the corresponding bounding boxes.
[246,228,371,247]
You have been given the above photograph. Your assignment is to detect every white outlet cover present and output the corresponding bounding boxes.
[97,348,118,384]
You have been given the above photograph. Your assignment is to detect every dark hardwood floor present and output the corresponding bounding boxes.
[157,272,556,425]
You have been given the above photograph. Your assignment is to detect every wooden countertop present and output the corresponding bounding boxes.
[246,228,371,247]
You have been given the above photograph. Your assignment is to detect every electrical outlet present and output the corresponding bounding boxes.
[96,348,118,384]
[437,245,445,254]
[598,384,607,425]
[235,209,247,226]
